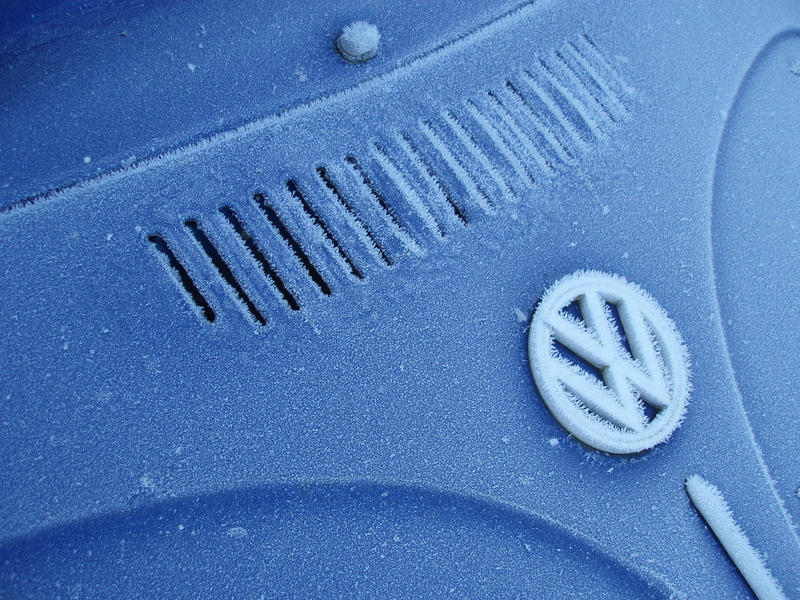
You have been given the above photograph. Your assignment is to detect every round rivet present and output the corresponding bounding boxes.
[336,21,380,63]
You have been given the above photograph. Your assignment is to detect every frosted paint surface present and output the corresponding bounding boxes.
[2,1,800,597]
[528,271,690,454]
[711,31,800,532]
[0,483,677,599]
[686,475,786,600]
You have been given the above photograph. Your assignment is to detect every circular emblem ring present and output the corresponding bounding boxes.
[528,271,690,454]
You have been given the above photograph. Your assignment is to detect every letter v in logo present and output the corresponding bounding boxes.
[528,271,691,454]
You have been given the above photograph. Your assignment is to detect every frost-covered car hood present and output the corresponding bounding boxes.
[1,1,799,598]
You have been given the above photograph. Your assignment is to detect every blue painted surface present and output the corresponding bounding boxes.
[1,1,799,598]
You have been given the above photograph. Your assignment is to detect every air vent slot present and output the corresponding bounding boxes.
[517,68,590,152]
[344,155,423,257]
[552,49,616,125]
[396,132,468,228]
[147,234,216,323]
[315,166,393,267]
[463,99,537,189]
[532,57,604,141]
[370,142,445,241]
[184,219,267,326]
[285,179,364,280]
[419,118,493,215]
[504,79,574,163]
[252,193,332,297]
[219,205,300,312]
[485,89,556,177]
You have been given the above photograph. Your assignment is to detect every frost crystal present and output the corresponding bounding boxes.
[227,526,248,539]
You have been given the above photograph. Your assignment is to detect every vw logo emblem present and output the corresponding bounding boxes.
[528,271,691,454]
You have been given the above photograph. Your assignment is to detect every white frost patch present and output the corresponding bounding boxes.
[686,475,786,600]
[336,21,380,63]
[83,156,91,164]
[227,526,248,539]
[138,474,156,493]
[548,438,559,447]
[514,307,528,323]
[187,63,197,72]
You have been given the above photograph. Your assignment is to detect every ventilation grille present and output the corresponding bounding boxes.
[149,34,632,327]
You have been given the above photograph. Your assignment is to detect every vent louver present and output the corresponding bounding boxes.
[149,33,632,326]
